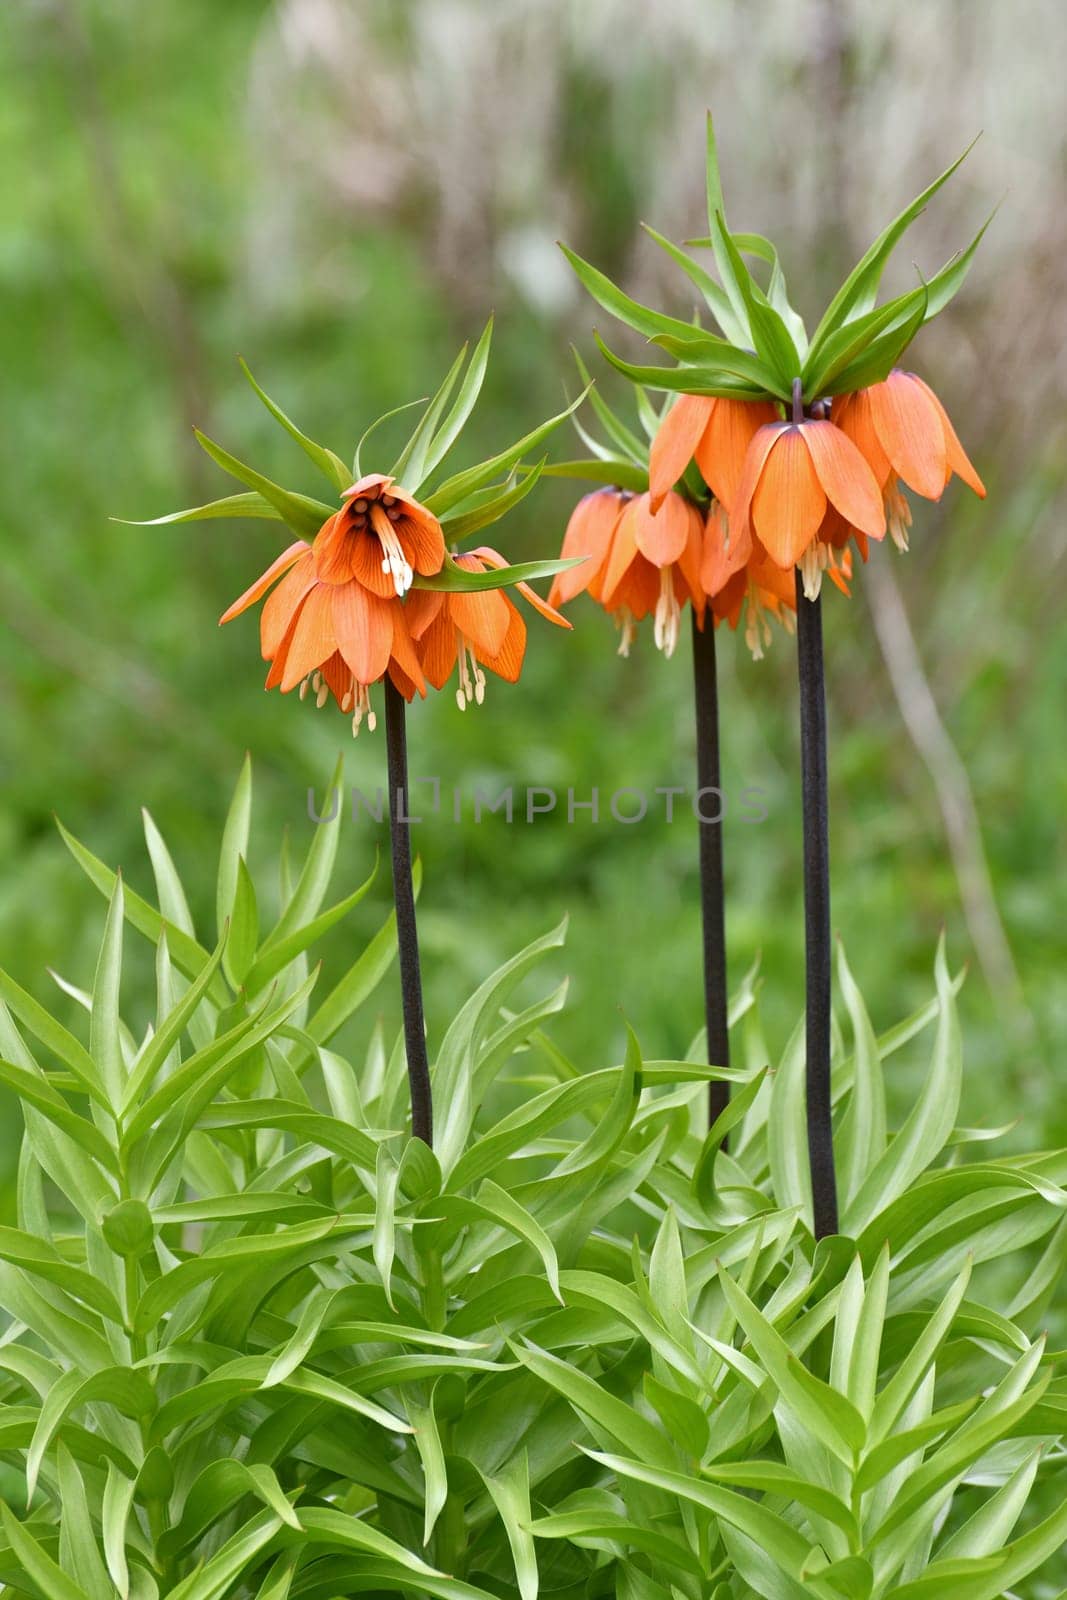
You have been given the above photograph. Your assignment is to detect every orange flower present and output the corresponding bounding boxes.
[549,487,705,657]
[834,370,986,551]
[314,473,446,596]
[219,537,426,735]
[731,419,886,598]
[649,394,780,514]
[406,547,569,708]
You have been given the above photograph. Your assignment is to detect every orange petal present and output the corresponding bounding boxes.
[345,523,399,598]
[801,421,886,540]
[279,584,338,691]
[451,583,512,658]
[633,491,691,567]
[730,423,787,551]
[750,426,827,568]
[343,473,392,501]
[332,582,394,685]
[389,605,427,698]
[598,498,643,608]
[832,392,891,488]
[908,375,986,498]
[701,501,750,597]
[396,507,446,576]
[711,567,747,627]
[403,587,446,641]
[869,371,947,500]
[417,608,458,690]
[219,540,310,625]
[675,502,707,613]
[260,555,318,659]
[472,546,571,628]
[648,395,713,511]
[483,605,527,684]
[694,398,780,512]
[549,490,624,606]
[313,510,362,585]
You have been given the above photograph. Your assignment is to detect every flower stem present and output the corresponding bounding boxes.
[383,677,433,1147]
[691,609,730,1128]
[794,572,839,1239]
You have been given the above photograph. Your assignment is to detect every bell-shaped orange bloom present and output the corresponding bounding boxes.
[731,420,886,598]
[549,487,705,657]
[649,394,780,514]
[406,547,569,708]
[711,551,797,660]
[220,537,426,734]
[313,473,446,597]
[834,370,986,551]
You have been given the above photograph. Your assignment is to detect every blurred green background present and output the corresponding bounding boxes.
[2,0,1066,1207]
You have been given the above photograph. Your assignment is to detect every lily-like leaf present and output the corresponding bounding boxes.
[595,333,776,400]
[193,429,334,538]
[424,388,590,516]
[239,359,352,492]
[411,556,584,594]
[808,136,979,348]
[542,458,648,492]
[440,458,546,541]
[114,491,285,527]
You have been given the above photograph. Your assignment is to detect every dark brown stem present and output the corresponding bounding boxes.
[383,678,433,1147]
[794,567,839,1239]
[691,610,730,1128]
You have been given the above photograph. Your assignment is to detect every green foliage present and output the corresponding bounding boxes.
[0,774,1064,1598]
[121,330,587,597]
[568,114,987,405]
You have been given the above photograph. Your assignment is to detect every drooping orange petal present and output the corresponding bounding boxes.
[260,554,318,659]
[280,584,338,691]
[345,523,399,598]
[549,490,624,606]
[483,604,527,684]
[395,508,446,576]
[711,568,748,627]
[730,422,788,550]
[908,375,986,498]
[450,570,512,657]
[608,549,660,620]
[417,608,458,690]
[471,547,571,628]
[598,498,643,608]
[403,587,446,640]
[633,491,691,567]
[264,604,303,689]
[694,398,780,512]
[648,394,714,512]
[801,421,886,540]
[312,511,361,585]
[332,581,394,685]
[869,371,947,500]
[389,605,427,698]
[701,501,750,597]
[832,392,891,488]
[750,427,827,568]
[675,503,707,614]
[219,540,310,625]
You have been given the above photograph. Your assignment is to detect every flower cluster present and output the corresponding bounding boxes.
[550,123,988,650]
[137,327,578,733]
[221,475,567,733]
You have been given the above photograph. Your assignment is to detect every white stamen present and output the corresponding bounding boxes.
[315,681,329,709]
[886,479,912,552]
[615,607,637,658]
[349,682,376,737]
[653,568,681,658]
[372,506,414,596]
[299,676,310,701]
[800,542,828,602]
